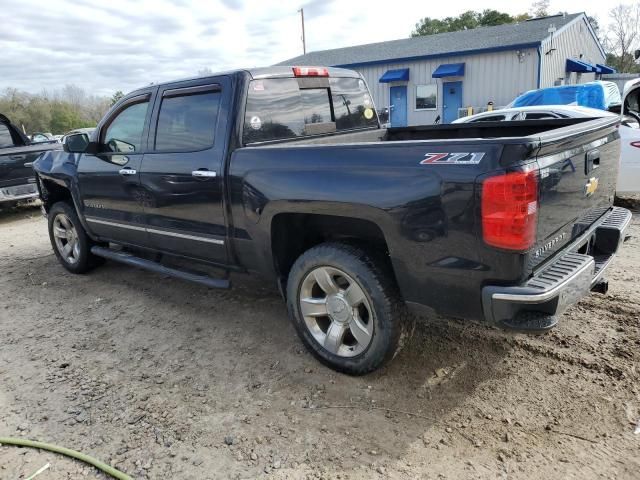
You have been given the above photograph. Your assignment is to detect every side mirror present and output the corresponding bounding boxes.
[63,133,90,153]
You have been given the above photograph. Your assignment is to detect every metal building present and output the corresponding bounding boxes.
[279,13,615,126]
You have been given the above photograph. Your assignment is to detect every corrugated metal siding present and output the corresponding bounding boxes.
[539,16,605,87]
[355,49,538,125]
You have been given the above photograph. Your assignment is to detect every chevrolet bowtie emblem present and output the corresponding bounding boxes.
[584,177,599,197]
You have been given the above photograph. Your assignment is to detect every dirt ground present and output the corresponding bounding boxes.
[0,203,639,480]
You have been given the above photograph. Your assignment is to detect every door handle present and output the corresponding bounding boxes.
[10,155,26,161]
[24,162,34,168]
[119,168,137,176]
[192,169,217,178]
[585,149,600,174]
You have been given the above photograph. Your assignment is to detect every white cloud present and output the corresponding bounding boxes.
[0,0,628,96]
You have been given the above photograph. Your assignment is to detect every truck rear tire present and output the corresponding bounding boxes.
[286,242,411,375]
[48,201,102,274]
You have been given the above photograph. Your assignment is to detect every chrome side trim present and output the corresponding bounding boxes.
[85,217,225,245]
[147,227,224,245]
[85,217,146,232]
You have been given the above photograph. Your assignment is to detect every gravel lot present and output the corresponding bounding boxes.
[1,204,639,479]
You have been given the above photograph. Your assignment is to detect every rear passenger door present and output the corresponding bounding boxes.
[139,77,231,265]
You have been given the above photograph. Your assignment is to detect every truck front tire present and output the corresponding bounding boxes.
[286,242,411,375]
[48,201,102,274]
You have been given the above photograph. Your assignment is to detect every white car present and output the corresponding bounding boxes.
[454,102,640,195]
[452,105,614,123]
[618,78,640,195]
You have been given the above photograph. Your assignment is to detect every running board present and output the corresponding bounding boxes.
[90,246,231,289]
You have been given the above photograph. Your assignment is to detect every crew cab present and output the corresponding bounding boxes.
[0,114,61,207]
[34,67,631,374]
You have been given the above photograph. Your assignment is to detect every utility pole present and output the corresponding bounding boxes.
[298,8,306,54]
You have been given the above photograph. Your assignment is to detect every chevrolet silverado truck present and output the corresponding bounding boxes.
[33,66,631,374]
[0,114,60,207]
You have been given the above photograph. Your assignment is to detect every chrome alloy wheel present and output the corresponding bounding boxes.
[299,266,374,357]
[52,213,80,264]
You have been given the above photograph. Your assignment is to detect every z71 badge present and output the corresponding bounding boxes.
[420,152,485,165]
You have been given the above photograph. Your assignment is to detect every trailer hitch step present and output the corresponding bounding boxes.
[91,246,231,289]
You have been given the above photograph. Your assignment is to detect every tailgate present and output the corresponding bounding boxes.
[531,117,620,268]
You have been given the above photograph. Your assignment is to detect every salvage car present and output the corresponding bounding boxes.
[452,105,617,123]
[498,82,640,194]
[0,114,61,208]
[34,67,631,374]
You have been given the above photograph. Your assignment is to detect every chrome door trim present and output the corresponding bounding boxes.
[147,227,224,245]
[85,217,224,245]
[86,217,146,231]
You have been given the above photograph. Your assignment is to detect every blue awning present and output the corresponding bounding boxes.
[596,63,617,74]
[432,63,465,78]
[379,68,409,83]
[566,59,595,73]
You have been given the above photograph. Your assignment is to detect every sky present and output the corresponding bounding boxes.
[0,0,635,96]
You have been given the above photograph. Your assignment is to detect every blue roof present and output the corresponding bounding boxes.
[432,63,465,78]
[379,68,409,83]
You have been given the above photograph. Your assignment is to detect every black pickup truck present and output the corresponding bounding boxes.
[33,66,631,374]
[0,114,60,207]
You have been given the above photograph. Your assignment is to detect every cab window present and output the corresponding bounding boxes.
[155,89,221,151]
[103,100,149,153]
[0,124,14,148]
[243,77,378,144]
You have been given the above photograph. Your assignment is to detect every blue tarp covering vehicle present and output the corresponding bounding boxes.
[511,81,621,111]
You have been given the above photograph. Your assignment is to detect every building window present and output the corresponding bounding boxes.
[416,84,437,110]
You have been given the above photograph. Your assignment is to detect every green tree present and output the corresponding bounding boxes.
[110,90,124,107]
[411,9,529,37]
[604,3,640,73]
[530,0,550,17]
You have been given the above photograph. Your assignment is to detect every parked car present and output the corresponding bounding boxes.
[0,114,61,208]
[34,66,631,374]
[454,102,640,195]
[30,132,58,144]
[509,81,622,110]
[618,78,640,195]
[452,105,614,123]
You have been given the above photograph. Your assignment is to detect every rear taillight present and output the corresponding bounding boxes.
[482,170,538,251]
[631,141,640,148]
[292,66,329,77]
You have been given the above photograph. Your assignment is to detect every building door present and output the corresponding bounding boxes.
[389,86,407,127]
[443,81,463,124]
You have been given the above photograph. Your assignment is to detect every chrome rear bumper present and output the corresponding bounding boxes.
[482,207,632,329]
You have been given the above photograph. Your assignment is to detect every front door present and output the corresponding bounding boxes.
[390,86,407,127]
[138,78,230,265]
[77,91,154,246]
[443,81,463,124]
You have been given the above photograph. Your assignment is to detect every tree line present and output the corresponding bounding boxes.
[0,87,124,136]
[412,1,640,74]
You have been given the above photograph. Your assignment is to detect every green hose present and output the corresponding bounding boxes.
[0,437,133,480]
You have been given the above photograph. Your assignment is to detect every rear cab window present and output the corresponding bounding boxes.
[243,75,378,144]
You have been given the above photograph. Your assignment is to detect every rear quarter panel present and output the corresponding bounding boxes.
[228,140,506,320]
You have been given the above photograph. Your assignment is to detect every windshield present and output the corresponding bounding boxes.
[243,77,378,144]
